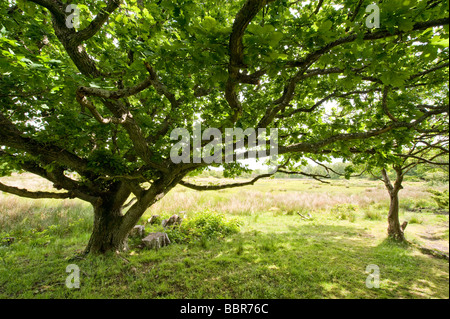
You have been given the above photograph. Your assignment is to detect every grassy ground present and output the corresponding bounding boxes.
[0,174,448,299]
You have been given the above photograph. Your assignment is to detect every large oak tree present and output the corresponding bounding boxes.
[0,0,448,254]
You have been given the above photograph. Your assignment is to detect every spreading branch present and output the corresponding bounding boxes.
[73,0,121,44]
[226,0,275,122]
[0,181,75,199]
[180,172,276,191]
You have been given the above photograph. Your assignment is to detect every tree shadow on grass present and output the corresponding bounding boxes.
[168,223,450,299]
[22,223,448,299]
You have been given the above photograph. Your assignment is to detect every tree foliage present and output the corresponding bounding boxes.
[0,0,448,253]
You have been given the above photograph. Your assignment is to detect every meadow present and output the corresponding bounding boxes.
[0,174,448,299]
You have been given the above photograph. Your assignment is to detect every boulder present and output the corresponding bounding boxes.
[162,214,183,228]
[129,225,146,238]
[142,232,171,250]
[147,215,160,225]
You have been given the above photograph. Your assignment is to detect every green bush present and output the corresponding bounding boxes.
[413,198,435,210]
[330,204,357,222]
[408,215,424,225]
[399,198,415,212]
[364,209,383,221]
[428,190,449,209]
[165,211,242,244]
[404,175,421,182]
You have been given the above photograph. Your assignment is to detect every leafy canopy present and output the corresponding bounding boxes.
[0,0,448,195]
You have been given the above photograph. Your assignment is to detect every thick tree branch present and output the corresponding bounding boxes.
[0,181,75,199]
[75,87,168,173]
[27,0,65,21]
[76,90,130,124]
[78,78,153,101]
[226,0,275,122]
[73,0,121,44]
[27,0,117,77]
[381,168,395,194]
[0,113,91,175]
[144,62,180,109]
[144,62,182,145]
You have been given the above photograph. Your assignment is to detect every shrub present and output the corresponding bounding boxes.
[165,211,242,244]
[428,190,449,209]
[399,198,415,212]
[330,204,357,222]
[364,209,383,221]
[413,198,435,210]
[408,215,424,225]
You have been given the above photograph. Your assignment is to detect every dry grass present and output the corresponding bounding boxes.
[143,178,433,219]
[0,174,89,232]
[0,174,433,220]
[0,173,56,191]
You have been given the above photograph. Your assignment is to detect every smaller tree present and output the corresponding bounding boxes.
[378,132,449,241]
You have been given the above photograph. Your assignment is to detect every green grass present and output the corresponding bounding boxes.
[364,209,384,221]
[0,176,448,299]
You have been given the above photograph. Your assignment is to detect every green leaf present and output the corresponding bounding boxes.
[430,36,449,47]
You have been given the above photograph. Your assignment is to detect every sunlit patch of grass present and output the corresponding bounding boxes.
[330,204,358,222]
[408,215,424,225]
[364,209,384,221]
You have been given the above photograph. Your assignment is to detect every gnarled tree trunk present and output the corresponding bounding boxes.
[83,176,182,255]
[382,167,405,242]
[83,182,133,254]
[85,202,129,254]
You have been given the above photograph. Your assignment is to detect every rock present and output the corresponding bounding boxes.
[129,225,146,238]
[162,214,183,228]
[142,232,171,250]
[147,215,160,225]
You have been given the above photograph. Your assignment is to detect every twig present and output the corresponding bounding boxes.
[297,212,312,220]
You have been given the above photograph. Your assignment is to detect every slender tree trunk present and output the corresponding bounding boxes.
[382,167,405,242]
[387,187,404,241]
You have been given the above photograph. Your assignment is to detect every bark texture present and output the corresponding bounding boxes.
[382,167,405,242]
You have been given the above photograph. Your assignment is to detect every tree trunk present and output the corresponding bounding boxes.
[84,201,129,254]
[387,189,404,241]
[83,182,135,255]
[382,167,405,242]
[82,176,183,255]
